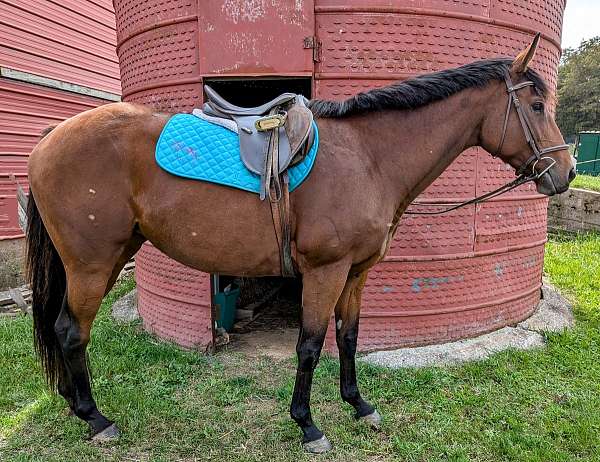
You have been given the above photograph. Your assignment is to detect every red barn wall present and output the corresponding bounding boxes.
[0,0,121,240]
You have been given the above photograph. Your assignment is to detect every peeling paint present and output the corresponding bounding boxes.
[411,275,464,293]
[222,0,266,24]
[494,263,504,278]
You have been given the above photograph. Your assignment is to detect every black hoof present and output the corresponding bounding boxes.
[90,423,120,442]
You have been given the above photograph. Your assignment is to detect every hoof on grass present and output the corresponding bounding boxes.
[359,409,382,430]
[91,423,120,443]
[303,435,333,454]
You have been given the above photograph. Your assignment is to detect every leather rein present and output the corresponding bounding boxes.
[405,69,569,216]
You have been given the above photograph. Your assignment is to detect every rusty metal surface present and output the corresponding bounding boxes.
[0,0,121,94]
[0,78,110,239]
[197,0,315,76]
[115,0,565,352]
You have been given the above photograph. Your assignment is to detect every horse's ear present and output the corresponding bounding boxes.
[511,33,541,74]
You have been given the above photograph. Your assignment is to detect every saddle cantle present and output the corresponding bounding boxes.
[200,85,314,201]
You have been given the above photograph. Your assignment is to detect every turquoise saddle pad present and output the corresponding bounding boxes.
[155,114,319,194]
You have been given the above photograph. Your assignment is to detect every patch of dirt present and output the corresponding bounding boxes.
[228,328,298,360]
[224,278,301,360]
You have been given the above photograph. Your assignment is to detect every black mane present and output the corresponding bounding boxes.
[309,58,547,118]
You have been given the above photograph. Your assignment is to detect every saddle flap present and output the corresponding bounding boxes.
[283,104,313,167]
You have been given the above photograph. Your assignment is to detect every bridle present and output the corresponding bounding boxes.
[406,69,569,216]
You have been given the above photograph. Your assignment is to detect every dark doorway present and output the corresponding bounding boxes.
[202,77,312,107]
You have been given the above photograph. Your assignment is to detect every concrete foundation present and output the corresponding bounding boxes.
[548,188,600,233]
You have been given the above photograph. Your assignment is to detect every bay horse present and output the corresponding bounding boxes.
[26,36,574,453]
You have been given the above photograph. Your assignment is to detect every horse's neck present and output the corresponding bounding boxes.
[361,86,487,210]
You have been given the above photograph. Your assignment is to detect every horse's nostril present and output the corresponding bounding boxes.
[568,167,576,182]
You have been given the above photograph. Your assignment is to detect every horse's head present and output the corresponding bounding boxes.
[480,34,575,196]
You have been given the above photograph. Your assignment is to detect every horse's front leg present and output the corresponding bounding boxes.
[335,272,381,427]
[290,259,350,454]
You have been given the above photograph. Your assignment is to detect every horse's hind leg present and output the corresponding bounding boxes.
[335,271,381,427]
[55,264,120,439]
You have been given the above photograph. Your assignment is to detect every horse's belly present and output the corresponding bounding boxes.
[136,178,283,276]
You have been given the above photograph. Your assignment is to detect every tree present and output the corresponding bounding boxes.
[556,37,600,140]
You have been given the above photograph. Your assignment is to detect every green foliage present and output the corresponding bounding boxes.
[556,37,600,139]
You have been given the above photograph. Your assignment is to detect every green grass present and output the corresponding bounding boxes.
[2,235,600,461]
[570,173,600,192]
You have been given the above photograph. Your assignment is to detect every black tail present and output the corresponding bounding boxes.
[26,192,67,391]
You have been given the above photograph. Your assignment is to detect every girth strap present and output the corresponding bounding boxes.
[269,172,295,277]
[263,111,295,276]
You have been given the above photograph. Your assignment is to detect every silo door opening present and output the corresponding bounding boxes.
[207,77,311,357]
[213,275,302,357]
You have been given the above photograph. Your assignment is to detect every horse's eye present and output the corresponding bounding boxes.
[532,102,544,113]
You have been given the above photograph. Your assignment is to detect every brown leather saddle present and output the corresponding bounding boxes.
[201,86,315,276]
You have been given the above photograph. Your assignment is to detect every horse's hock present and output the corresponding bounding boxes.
[113,0,566,352]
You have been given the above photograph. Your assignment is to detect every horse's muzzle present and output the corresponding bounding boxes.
[535,168,573,196]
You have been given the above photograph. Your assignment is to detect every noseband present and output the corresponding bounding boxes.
[495,69,569,177]
[406,69,569,216]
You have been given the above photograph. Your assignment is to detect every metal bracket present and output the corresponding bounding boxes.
[303,36,322,63]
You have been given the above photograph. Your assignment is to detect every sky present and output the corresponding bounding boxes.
[561,0,600,49]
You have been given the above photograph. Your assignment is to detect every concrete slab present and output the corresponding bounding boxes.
[361,327,545,369]
[517,284,574,333]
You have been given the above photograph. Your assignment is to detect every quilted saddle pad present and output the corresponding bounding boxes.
[155,114,319,194]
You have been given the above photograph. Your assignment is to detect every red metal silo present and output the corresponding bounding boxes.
[113,0,566,352]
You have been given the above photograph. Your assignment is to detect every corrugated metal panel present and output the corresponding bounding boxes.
[136,243,213,351]
[0,78,110,239]
[0,0,121,95]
